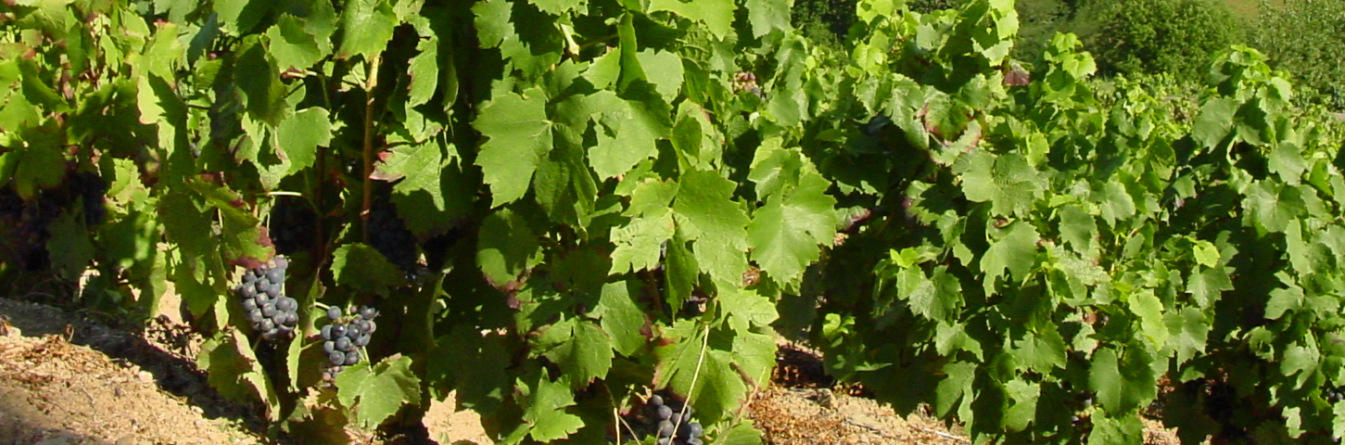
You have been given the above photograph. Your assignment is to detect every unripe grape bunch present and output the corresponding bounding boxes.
[236,257,299,341]
[320,305,378,380]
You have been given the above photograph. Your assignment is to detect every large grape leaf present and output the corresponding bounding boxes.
[335,355,423,429]
[961,152,1044,217]
[593,281,647,356]
[747,172,837,286]
[1191,97,1238,149]
[673,171,752,286]
[1244,180,1307,234]
[588,92,663,180]
[979,221,1039,294]
[473,88,552,207]
[609,178,677,275]
[1166,307,1210,366]
[535,317,613,388]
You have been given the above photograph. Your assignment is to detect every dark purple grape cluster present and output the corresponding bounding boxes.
[236,257,299,341]
[269,197,317,255]
[367,200,418,274]
[9,191,61,271]
[617,394,704,445]
[320,305,378,380]
[69,171,106,226]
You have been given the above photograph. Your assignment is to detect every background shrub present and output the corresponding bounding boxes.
[1251,0,1345,109]
[1076,0,1246,79]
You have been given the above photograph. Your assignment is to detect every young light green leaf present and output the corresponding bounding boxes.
[473,88,552,207]
[335,355,423,430]
[1191,240,1220,267]
[1128,289,1168,348]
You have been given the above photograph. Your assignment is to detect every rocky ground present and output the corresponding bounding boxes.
[0,295,1185,445]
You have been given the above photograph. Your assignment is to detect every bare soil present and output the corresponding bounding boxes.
[0,295,1186,445]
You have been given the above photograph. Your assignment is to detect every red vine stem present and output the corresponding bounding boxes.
[361,54,382,242]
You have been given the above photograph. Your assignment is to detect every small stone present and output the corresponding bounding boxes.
[137,371,153,383]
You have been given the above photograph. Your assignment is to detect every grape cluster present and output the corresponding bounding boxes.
[236,257,299,341]
[69,171,106,226]
[367,200,418,275]
[1327,388,1344,403]
[320,305,378,380]
[269,197,317,255]
[617,394,704,445]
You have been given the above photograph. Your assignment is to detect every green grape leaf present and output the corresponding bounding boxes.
[746,172,837,286]
[647,0,736,40]
[531,0,586,15]
[477,208,543,287]
[337,0,398,60]
[1270,141,1308,185]
[673,171,752,285]
[1191,240,1220,267]
[1186,265,1232,308]
[48,210,95,281]
[330,243,408,293]
[1129,289,1168,348]
[1089,345,1158,414]
[198,330,280,419]
[961,152,1044,217]
[3,143,65,199]
[472,0,512,48]
[335,355,423,430]
[609,211,675,275]
[520,372,584,442]
[273,107,330,175]
[1059,204,1096,255]
[1094,181,1137,228]
[656,323,740,422]
[1191,97,1238,149]
[980,221,1040,293]
[406,38,439,108]
[635,49,684,103]
[1088,413,1144,445]
[473,88,552,207]
[266,14,324,71]
[1165,307,1209,366]
[214,0,273,34]
[1004,379,1040,432]
[588,92,663,180]
[234,39,288,126]
[1265,280,1304,320]
[1244,180,1306,233]
[593,281,647,356]
[536,318,613,388]
[745,0,794,37]
[1017,325,1067,374]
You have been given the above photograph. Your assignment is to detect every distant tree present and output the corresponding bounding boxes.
[1077,0,1245,79]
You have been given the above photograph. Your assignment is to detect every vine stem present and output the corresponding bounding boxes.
[361,54,382,242]
[671,322,712,439]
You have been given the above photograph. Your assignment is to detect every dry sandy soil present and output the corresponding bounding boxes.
[0,296,1186,445]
